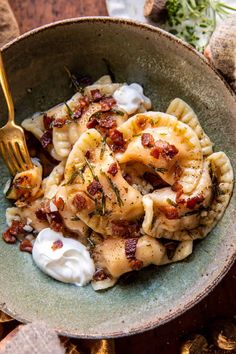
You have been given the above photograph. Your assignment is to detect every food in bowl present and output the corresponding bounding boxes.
[2,74,233,290]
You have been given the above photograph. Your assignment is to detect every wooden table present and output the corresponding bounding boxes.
[8,1,236,353]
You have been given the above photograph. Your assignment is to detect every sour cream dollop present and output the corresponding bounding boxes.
[32,228,95,286]
[113,83,152,115]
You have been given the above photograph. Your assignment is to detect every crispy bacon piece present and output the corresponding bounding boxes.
[79,96,90,108]
[174,164,183,180]
[73,194,87,211]
[53,118,66,128]
[141,133,155,148]
[2,220,26,244]
[109,129,126,152]
[151,140,179,160]
[71,108,82,120]
[47,212,63,232]
[40,130,52,148]
[43,114,54,130]
[129,259,143,271]
[186,194,204,209]
[93,269,110,281]
[160,206,179,219]
[125,238,138,260]
[100,97,116,111]
[107,163,118,176]
[161,239,179,260]
[85,150,91,159]
[87,117,98,129]
[125,238,143,271]
[87,180,102,196]
[51,239,63,251]
[91,89,103,102]
[54,197,65,211]
[172,182,184,204]
[35,208,47,221]
[2,229,17,244]
[111,220,140,238]
[99,116,117,129]
[20,239,33,253]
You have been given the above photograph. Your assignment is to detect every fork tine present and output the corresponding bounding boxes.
[13,142,29,171]
[0,141,17,175]
[7,142,22,174]
[16,140,33,169]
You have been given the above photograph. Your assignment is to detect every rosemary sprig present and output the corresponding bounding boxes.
[100,171,123,207]
[166,198,178,207]
[63,165,85,185]
[64,102,73,118]
[100,136,107,159]
[84,157,97,180]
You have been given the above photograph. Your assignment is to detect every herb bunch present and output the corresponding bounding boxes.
[164,0,236,51]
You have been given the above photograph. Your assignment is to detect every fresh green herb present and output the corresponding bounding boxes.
[64,102,73,118]
[111,109,125,116]
[133,134,142,138]
[100,136,107,159]
[87,237,95,249]
[167,198,178,207]
[154,167,167,174]
[101,171,123,207]
[84,157,97,180]
[164,0,236,51]
[63,165,85,185]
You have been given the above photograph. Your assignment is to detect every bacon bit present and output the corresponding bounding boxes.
[160,206,179,219]
[73,194,87,211]
[2,229,17,244]
[162,240,179,260]
[100,97,116,111]
[172,182,184,203]
[130,259,143,271]
[93,269,110,281]
[151,140,179,160]
[54,197,65,211]
[125,238,138,260]
[47,211,63,232]
[141,133,155,148]
[2,220,26,244]
[91,89,103,102]
[143,172,167,189]
[111,220,140,238]
[51,239,63,251]
[43,114,53,130]
[71,108,82,120]
[85,150,91,159]
[40,130,52,148]
[107,163,118,176]
[99,116,117,129]
[79,96,90,108]
[122,173,132,185]
[186,194,204,209]
[87,180,102,196]
[109,129,126,152]
[87,117,98,129]
[35,208,47,221]
[136,115,148,129]
[53,118,66,128]
[20,239,33,253]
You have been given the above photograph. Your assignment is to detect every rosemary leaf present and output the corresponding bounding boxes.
[167,198,178,207]
[155,167,167,174]
[100,136,107,159]
[101,171,123,207]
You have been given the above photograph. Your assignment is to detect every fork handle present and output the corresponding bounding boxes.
[0,51,15,123]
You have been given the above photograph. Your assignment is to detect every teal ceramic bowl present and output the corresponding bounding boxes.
[0,18,235,338]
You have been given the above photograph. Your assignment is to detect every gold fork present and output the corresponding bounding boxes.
[0,51,33,176]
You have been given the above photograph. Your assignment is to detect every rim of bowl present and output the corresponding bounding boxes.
[0,17,235,338]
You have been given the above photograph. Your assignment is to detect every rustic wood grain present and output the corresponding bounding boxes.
[9,0,108,34]
[6,1,236,353]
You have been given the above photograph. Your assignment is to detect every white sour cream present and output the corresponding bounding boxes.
[113,83,152,115]
[32,228,95,286]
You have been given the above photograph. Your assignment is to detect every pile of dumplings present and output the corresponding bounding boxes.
[5,75,233,290]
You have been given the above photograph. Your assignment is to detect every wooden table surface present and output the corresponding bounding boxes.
[8,1,236,353]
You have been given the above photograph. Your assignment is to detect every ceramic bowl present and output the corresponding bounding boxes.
[0,17,235,338]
